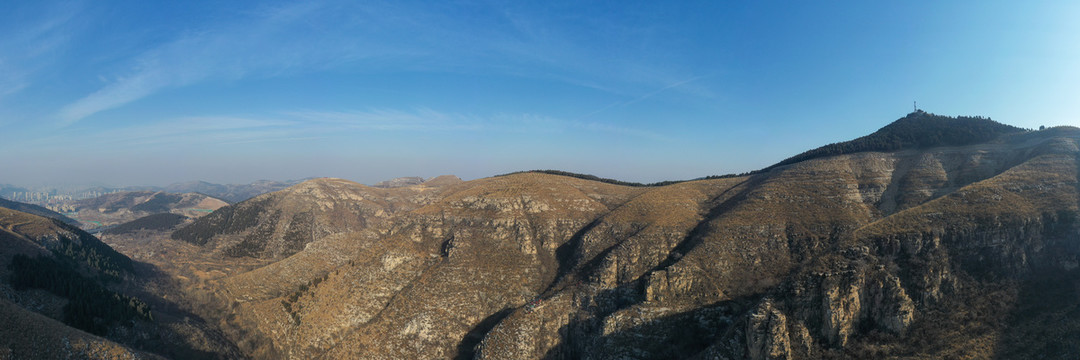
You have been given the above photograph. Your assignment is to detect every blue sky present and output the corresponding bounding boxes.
[1,1,1078,186]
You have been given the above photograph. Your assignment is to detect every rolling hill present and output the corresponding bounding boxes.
[171,177,461,259]
[102,213,189,235]
[70,190,228,229]
[6,113,1078,359]
[771,111,1027,168]
[140,114,1080,359]
[165,179,308,204]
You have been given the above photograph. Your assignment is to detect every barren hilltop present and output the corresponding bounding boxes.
[2,112,1079,359]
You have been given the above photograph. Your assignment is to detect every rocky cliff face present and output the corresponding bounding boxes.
[691,129,1080,359]
[172,178,455,259]
[139,125,1080,359]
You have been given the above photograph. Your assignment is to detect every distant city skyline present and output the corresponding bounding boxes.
[1,1,1078,187]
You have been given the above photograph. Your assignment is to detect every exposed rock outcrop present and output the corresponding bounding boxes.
[153,122,1080,359]
[747,299,791,360]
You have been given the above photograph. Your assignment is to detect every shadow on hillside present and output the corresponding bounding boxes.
[539,296,758,360]
[546,174,767,300]
[511,176,768,359]
[992,267,1080,359]
[128,262,187,312]
[538,172,768,305]
[993,155,1080,360]
[455,308,514,360]
[651,175,764,272]
[546,219,602,294]
[122,260,244,360]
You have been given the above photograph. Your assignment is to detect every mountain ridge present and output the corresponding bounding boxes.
[69,190,228,230]
[4,113,1079,359]
[193,116,1077,359]
[0,198,79,225]
[771,110,1027,169]
[510,112,1033,187]
[164,179,309,203]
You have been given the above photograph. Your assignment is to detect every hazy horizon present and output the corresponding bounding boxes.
[2,1,1078,187]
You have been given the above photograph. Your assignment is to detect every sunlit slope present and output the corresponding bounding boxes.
[173,177,452,259]
[161,120,1080,359]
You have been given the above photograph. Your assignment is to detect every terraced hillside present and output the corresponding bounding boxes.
[141,116,1080,359]
[70,190,228,228]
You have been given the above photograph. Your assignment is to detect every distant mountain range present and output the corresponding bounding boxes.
[371,176,426,188]
[67,191,228,231]
[5,177,467,206]
[157,113,1080,358]
[0,179,310,206]
[162,179,310,203]
[2,112,1079,359]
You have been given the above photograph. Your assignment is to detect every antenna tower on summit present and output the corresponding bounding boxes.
[914,101,917,112]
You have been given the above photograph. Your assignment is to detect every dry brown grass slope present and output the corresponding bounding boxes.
[205,173,645,358]
[480,128,1080,359]
[151,125,1080,359]
[684,129,1080,359]
[71,190,228,228]
[173,177,456,260]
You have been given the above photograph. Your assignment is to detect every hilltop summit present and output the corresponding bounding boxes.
[6,112,1080,359]
[772,111,1027,168]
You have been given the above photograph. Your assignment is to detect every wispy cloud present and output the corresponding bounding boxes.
[54,1,716,126]
[481,112,671,141]
[0,2,80,101]
[0,72,27,100]
[584,74,712,118]
[55,1,380,125]
[287,108,484,132]
[287,108,669,141]
[63,115,298,148]
[57,71,165,125]
[25,107,666,151]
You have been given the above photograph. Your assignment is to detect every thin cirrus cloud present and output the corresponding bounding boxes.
[286,108,485,132]
[42,108,667,151]
[53,0,709,127]
[54,1,386,125]
[0,2,79,101]
[583,74,713,118]
[284,108,669,140]
[36,116,299,149]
